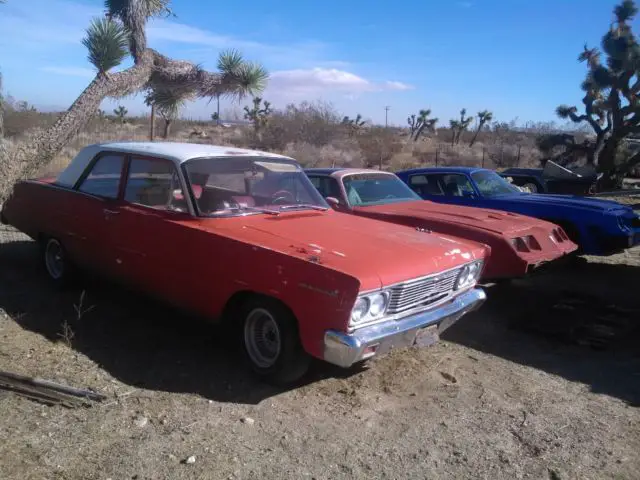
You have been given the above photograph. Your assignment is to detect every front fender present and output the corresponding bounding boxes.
[214,242,362,359]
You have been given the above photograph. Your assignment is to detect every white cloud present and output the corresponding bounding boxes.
[267,68,414,96]
[40,66,95,78]
[270,68,372,94]
[384,81,415,91]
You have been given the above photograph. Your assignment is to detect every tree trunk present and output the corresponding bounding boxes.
[216,94,220,125]
[163,119,172,139]
[469,123,482,147]
[149,103,155,141]
[451,129,456,147]
[595,135,621,191]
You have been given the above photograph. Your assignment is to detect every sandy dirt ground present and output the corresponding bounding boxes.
[0,224,639,480]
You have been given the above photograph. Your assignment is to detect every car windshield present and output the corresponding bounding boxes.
[342,173,421,207]
[183,156,328,216]
[471,170,523,197]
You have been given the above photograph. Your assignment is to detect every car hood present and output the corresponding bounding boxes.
[490,193,631,213]
[356,200,549,236]
[203,210,486,291]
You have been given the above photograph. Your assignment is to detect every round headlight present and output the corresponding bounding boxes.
[369,292,388,317]
[468,262,480,281]
[351,297,370,323]
[455,265,470,289]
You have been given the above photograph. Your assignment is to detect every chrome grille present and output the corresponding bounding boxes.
[386,267,461,315]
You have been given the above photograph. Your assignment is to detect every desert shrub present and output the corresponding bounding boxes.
[253,101,342,150]
[283,141,364,168]
[357,126,402,170]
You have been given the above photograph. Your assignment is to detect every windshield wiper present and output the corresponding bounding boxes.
[278,204,329,212]
[231,205,280,216]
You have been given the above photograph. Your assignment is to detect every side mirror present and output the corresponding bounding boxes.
[325,196,341,210]
[462,190,476,199]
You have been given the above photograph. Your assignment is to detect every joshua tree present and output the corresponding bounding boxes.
[449,108,473,146]
[407,109,438,141]
[211,112,219,122]
[341,114,366,137]
[469,110,493,147]
[113,105,128,123]
[244,97,272,133]
[0,0,268,204]
[556,0,640,189]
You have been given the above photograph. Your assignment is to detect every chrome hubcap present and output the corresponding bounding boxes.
[244,308,281,368]
[45,239,64,280]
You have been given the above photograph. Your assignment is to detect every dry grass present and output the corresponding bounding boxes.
[1,103,548,188]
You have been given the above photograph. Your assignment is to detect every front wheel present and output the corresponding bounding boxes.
[240,297,310,385]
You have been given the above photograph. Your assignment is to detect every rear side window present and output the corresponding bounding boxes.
[124,157,187,212]
[77,154,125,199]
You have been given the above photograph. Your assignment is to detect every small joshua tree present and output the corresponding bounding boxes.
[469,110,493,147]
[244,96,272,133]
[449,108,473,146]
[341,114,366,137]
[407,109,438,141]
[113,105,128,123]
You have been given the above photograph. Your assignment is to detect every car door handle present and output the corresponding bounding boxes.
[103,209,120,215]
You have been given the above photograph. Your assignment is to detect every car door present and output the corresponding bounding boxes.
[69,152,126,275]
[110,155,197,308]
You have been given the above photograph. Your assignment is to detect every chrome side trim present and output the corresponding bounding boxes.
[324,288,486,368]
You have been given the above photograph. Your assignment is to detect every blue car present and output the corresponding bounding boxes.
[395,167,640,256]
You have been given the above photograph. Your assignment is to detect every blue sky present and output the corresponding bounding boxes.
[0,0,627,125]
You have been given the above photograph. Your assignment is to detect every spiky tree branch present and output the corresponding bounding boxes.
[341,114,366,137]
[0,0,269,204]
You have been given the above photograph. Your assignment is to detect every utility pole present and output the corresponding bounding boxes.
[384,106,390,127]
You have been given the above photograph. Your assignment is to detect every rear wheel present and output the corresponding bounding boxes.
[240,297,310,385]
[41,237,75,287]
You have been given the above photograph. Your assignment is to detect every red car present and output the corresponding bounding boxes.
[304,168,578,281]
[2,142,488,384]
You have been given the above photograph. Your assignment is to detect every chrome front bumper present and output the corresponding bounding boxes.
[323,288,486,368]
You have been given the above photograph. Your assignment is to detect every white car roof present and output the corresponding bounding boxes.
[56,141,294,187]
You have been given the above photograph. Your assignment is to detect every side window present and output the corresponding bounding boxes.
[410,174,444,196]
[124,157,187,212]
[441,174,475,197]
[309,176,341,199]
[78,154,125,199]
